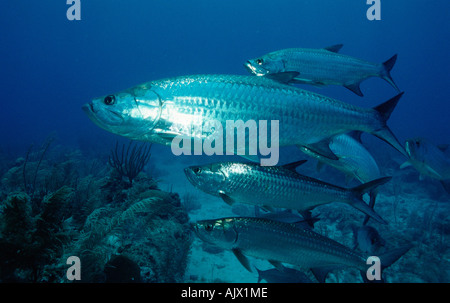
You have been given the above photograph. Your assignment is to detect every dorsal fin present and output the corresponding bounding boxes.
[281,160,307,172]
[300,139,339,161]
[323,44,343,53]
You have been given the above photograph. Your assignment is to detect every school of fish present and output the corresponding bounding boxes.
[83,44,450,282]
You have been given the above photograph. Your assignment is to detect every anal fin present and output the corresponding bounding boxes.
[344,82,364,97]
[232,248,252,272]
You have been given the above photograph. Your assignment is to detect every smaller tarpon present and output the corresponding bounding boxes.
[193,217,411,282]
[245,44,400,96]
[184,161,390,224]
[402,138,450,194]
[298,131,382,224]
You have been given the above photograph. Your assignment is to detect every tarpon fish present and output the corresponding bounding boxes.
[184,160,390,224]
[245,44,400,96]
[298,131,381,224]
[401,138,450,193]
[193,217,411,282]
[82,74,407,161]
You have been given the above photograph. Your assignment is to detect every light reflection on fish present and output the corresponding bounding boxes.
[192,216,411,282]
[245,45,400,97]
[185,160,390,224]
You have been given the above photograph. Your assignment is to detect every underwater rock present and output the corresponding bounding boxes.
[104,255,142,283]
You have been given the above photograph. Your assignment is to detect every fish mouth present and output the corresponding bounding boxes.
[184,167,198,185]
[244,61,266,76]
[82,103,95,114]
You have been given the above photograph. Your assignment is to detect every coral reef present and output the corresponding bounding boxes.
[0,140,192,283]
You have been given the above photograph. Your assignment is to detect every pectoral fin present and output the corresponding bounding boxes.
[261,205,276,212]
[299,140,338,161]
[290,78,326,87]
[218,191,235,206]
[265,71,300,84]
[232,248,252,272]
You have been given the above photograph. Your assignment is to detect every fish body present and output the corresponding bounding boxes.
[245,45,400,96]
[403,138,450,180]
[299,132,381,185]
[83,74,407,160]
[402,138,450,193]
[299,132,382,224]
[184,161,390,224]
[193,217,411,282]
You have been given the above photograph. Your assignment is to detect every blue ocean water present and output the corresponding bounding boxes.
[0,1,449,283]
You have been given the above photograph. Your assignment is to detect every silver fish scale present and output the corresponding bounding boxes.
[151,75,378,144]
[282,49,379,82]
[221,163,351,210]
[232,217,365,269]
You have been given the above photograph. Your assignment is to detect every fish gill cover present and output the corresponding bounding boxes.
[0,0,449,286]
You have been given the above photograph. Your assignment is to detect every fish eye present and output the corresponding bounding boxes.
[193,167,201,174]
[416,141,421,147]
[256,58,263,65]
[205,224,213,232]
[104,95,116,105]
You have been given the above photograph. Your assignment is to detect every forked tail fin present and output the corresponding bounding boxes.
[371,93,408,158]
[349,177,392,225]
[381,54,401,92]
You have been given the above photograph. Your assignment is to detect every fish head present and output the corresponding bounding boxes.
[193,218,238,249]
[244,53,285,76]
[184,163,229,195]
[405,138,445,179]
[405,138,429,163]
[82,86,162,141]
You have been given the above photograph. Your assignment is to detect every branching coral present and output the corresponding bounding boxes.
[108,141,152,186]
